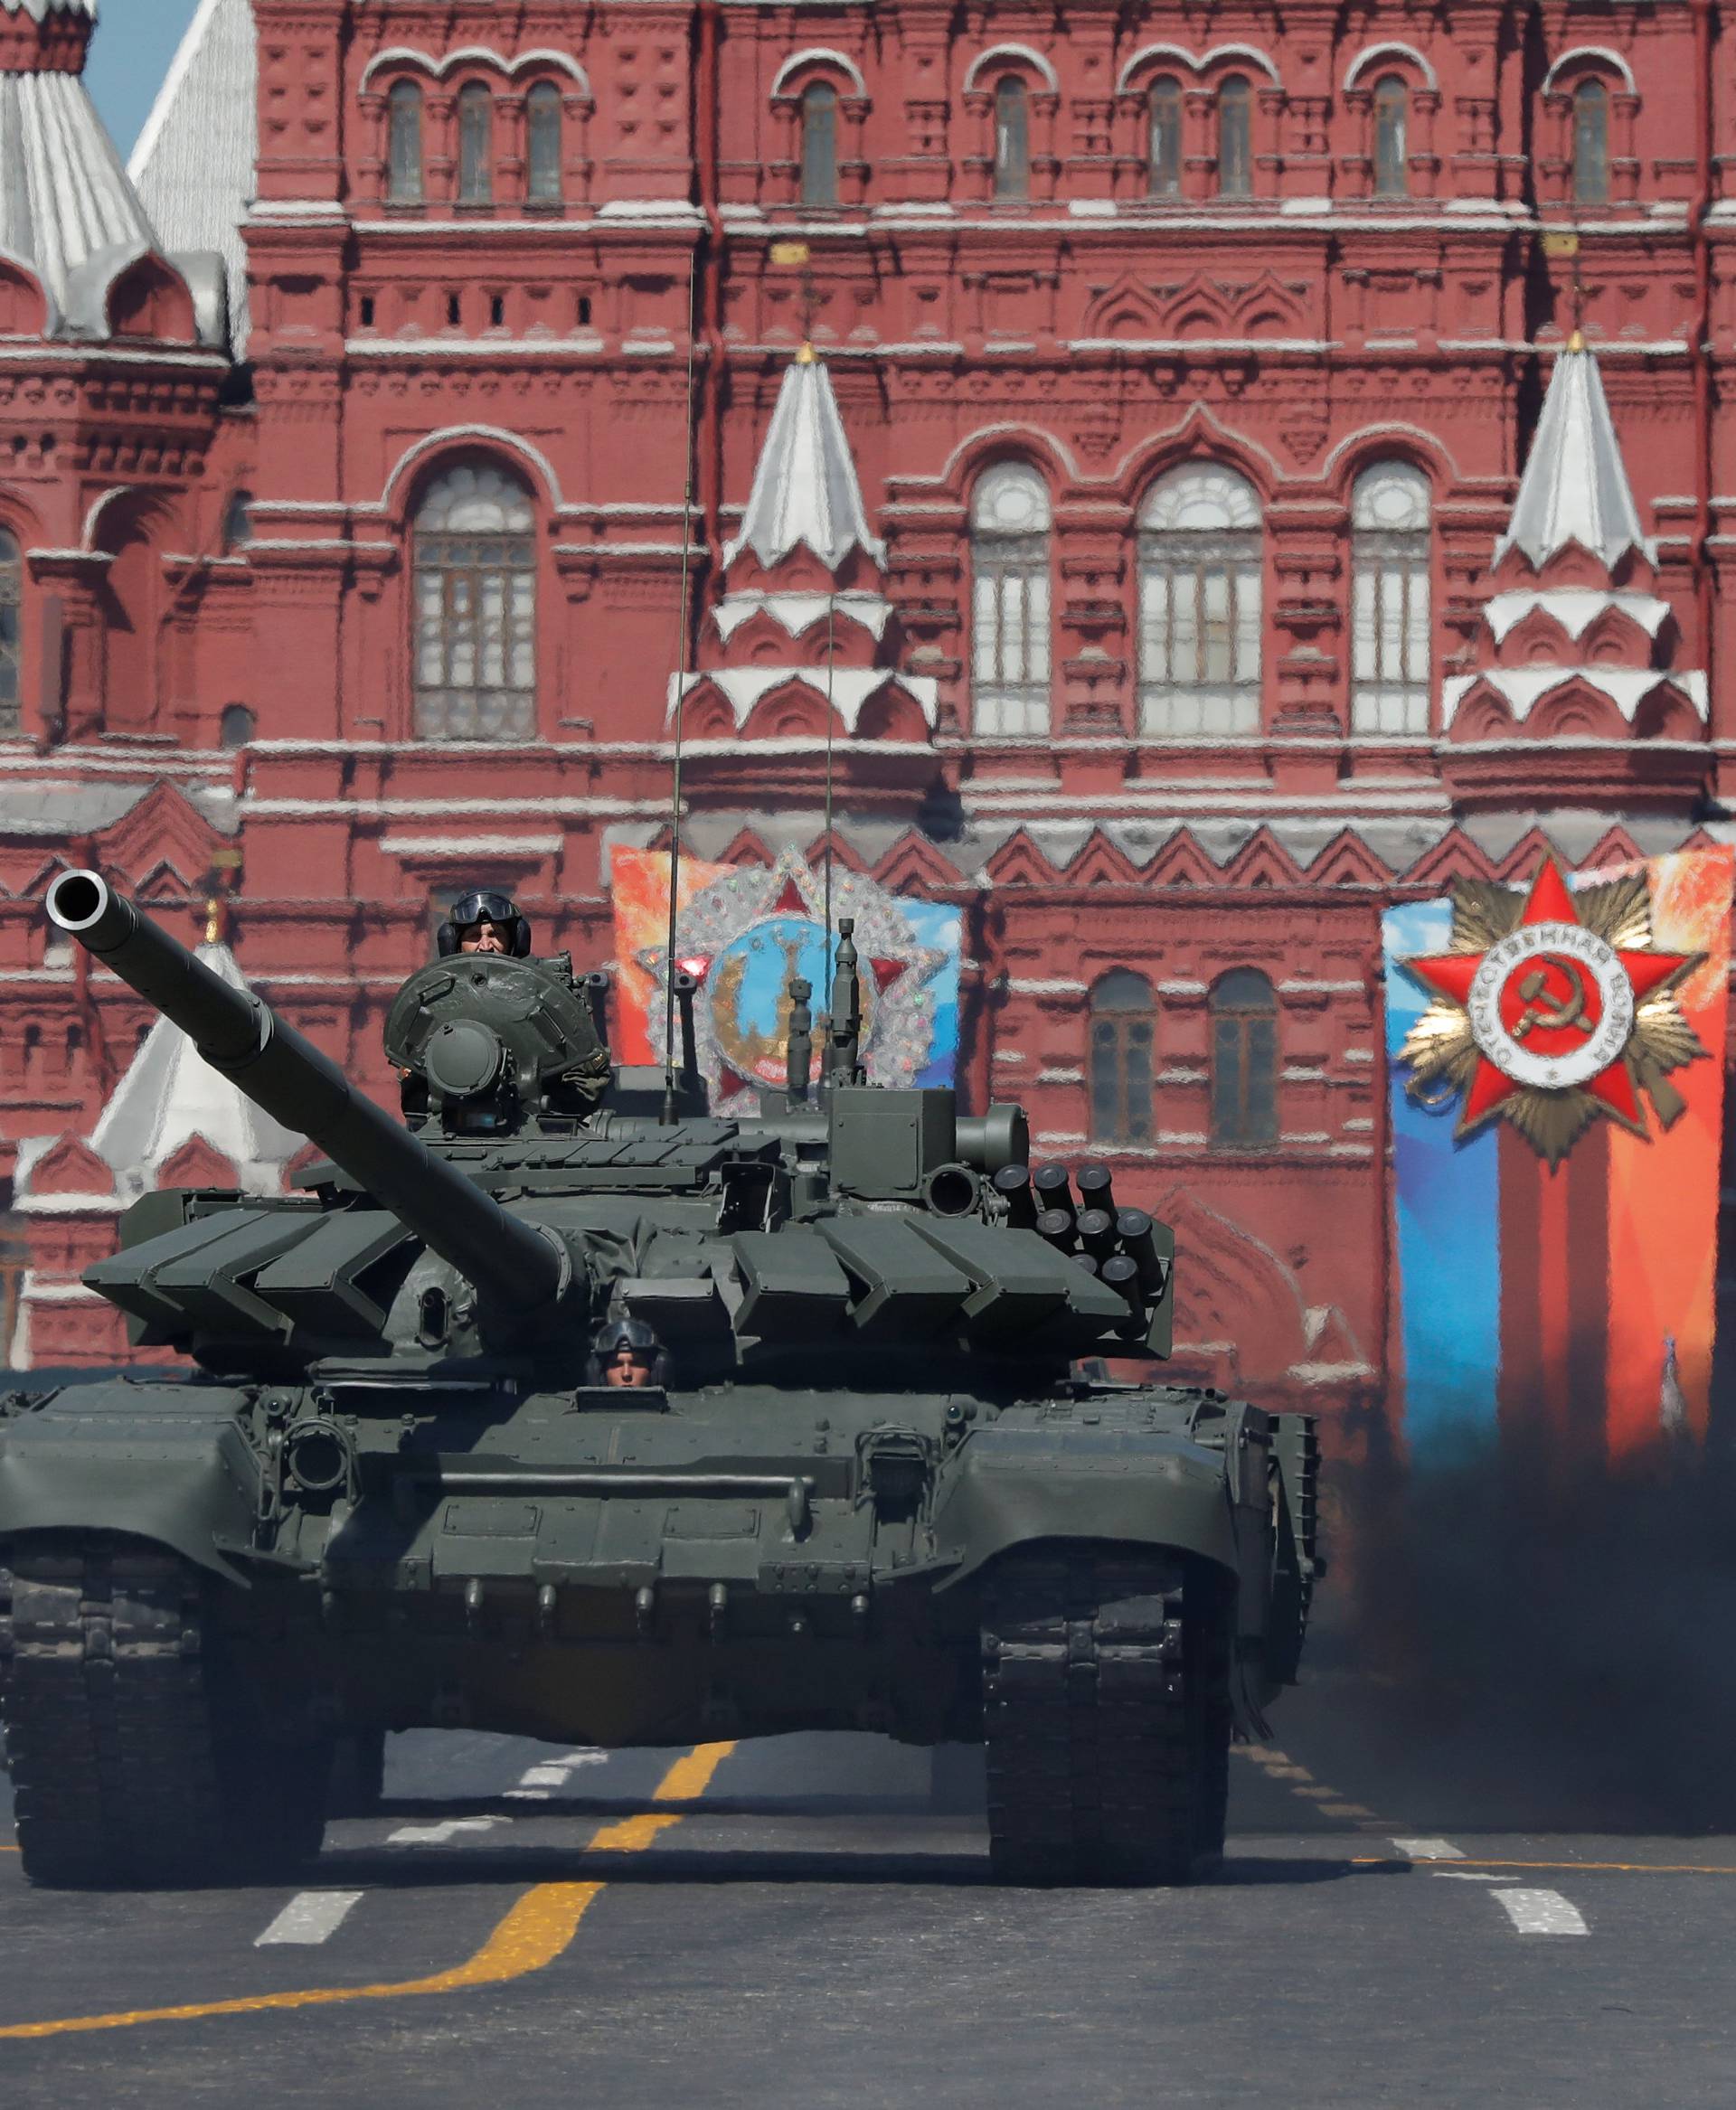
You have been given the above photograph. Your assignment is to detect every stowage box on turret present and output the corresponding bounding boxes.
[0,871,1321,1888]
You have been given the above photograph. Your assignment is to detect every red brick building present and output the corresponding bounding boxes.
[1,0,1732,1438]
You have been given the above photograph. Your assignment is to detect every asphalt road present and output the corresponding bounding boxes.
[3,1657,1734,2110]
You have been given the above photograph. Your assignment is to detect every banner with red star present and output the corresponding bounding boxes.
[608,845,960,1111]
[1382,848,1734,1462]
[1397,855,1703,1163]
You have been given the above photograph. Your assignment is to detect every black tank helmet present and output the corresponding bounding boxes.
[585,1315,670,1387]
[438,887,533,958]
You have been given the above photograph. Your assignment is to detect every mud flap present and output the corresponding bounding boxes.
[1264,1412,1322,1691]
[0,1387,259,1582]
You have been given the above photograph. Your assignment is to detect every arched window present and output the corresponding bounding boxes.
[1373,75,1409,198]
[412,461,537,740]
[800,80,839,207]
[99,503,165,735]
[387,80,424,203]
[1351,462,1432,734]
[1210,969,1277,1148]
[994,76,1029,200]
[970,463,1051,736]
[222,490,253,551]
[1149,77,1183,197]
[1090,971,1155,1146]
[0,529,21,735]
[1572,79,1609,204]
[526,82,563,203]
[220,703,256,749]
[458,82,494,204]
[1137,465,1263,738]
[1218,76,1251,198]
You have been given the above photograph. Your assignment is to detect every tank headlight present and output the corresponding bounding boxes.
[283,1421,352,1496]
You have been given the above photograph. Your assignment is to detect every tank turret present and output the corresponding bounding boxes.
[45,868,1172,1371]
[384,947,610,1137]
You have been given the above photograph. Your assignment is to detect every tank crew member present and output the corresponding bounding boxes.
[588,1317,668,1389]
[439,888,532,958]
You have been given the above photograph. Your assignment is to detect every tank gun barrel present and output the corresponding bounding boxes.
[46,871,567,1317]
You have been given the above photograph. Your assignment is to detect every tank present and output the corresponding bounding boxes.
[0,870,1321,1889]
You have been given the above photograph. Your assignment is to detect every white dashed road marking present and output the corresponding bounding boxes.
[387,1817,510,1845]
[1392,1837,1465,1860]
[1430,1870,1520,1882]
[255,1891,364,1946]
[506,1749,609,1800]
[1493,1888,1590,1935]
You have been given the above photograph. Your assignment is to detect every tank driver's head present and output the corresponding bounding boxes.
[439,888,532,959]
[588,1316,666,1389]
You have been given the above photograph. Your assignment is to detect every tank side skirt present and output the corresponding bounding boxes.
[931,1436,1243,1589]
[0,1394,261,1583]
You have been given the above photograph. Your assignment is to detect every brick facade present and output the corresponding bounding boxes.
[2,1,1731,1436]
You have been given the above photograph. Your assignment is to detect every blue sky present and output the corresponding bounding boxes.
[86,0,203,160]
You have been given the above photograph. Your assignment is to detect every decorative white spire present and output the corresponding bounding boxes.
[90,938,305,1198]
[0,81,158,326]
[0,0,228,346]
[129,0,255,353]
[725,348,885,572]
[1495,336,1651,572]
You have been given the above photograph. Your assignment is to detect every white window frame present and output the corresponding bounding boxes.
[1350,461,1431,735]
[1137,464,1263,738]
[970,463,1052,736]
[412,461,538,741]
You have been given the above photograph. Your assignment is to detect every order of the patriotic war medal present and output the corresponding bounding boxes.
[1397,857,1706,1165]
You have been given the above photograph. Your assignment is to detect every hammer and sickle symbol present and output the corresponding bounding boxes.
[1511,956,1596,1041]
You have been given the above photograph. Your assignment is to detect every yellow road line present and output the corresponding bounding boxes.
[1355,1854,1736,1877]
[0,1741,735,2042]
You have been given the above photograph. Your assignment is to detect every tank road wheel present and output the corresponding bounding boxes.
[981,1551,1233,1887]
[0,1540,330,1889]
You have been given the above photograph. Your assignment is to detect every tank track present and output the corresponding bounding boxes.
[0,1540,327,1889]
[981,1550,1231,1887]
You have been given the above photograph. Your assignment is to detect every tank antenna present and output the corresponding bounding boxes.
[661,249,703,1126]
[795,338,841,1025]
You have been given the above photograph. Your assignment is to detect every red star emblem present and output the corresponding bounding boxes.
[1404,859,1691,1133]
